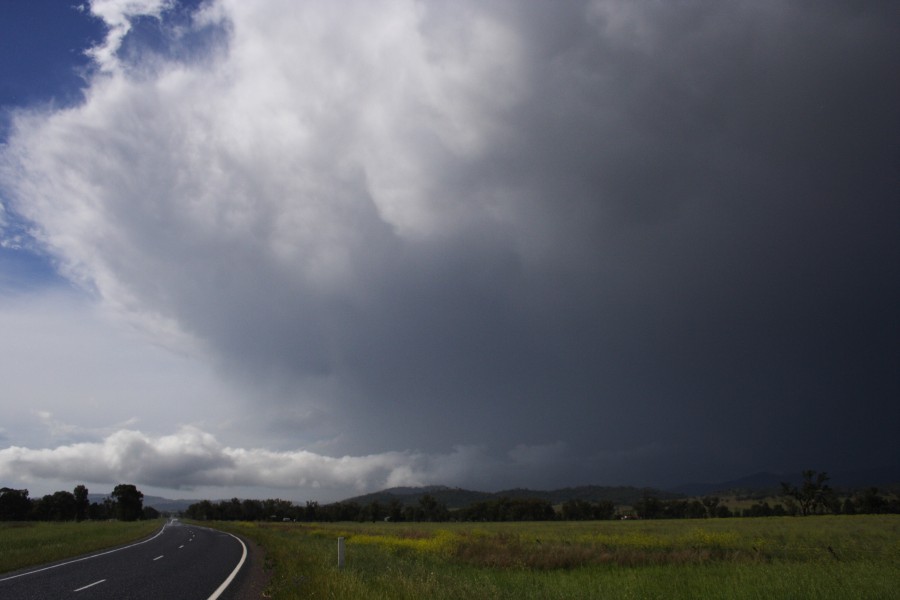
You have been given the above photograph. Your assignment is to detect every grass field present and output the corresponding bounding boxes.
[0,520,162,575]
[205,516,900,599]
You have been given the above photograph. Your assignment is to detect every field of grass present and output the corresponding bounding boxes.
[0,520,162,575]
[206,516,900,599]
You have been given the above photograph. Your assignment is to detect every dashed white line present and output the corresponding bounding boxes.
[153,555,164,561]
[179,544,185,549]
[74,579,106,592]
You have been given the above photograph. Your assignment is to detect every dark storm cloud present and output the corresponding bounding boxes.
[291,0,900,479]
[1,0,897,492]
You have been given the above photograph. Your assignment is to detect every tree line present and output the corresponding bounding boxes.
[184,471,899,523]
[184,494,559,523]
[5,471,895,523]
[0,484,156,521]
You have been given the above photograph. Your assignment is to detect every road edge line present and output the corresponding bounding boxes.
[205,529,248,600]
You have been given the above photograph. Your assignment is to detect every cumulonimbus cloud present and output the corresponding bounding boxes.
[1,0,897,490]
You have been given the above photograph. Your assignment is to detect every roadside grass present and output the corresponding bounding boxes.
[205,515,900,599]
[0,520,162,575]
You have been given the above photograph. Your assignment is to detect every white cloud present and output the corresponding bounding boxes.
[0,202,27,251]
[3,0,532,318]
[86,0,176,71]
[0,425,513,499]
[0,0,553,454]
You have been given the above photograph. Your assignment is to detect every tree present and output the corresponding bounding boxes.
[0,487,32,521]
[561,499,592,520]
[686,500,707,519]
[634,492,663,519]
[242,498,263,521]
[363,501,383,522]
[33,491,77,521]
[74,485,89,522]
[593,500,617,520]
[855,487,887,514]
[185,499,214,520]
[386,499,404,522]
[841,497,857,515]
[304,500,320,522]
[111,484,144,521]
[702,496,721,518]
[781,470,834,516]
[417,494,449,521]
[88,498,113,520]
[223,498,243,520]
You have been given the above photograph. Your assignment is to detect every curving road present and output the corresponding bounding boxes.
[0,519,247,600]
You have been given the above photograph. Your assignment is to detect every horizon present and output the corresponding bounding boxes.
[1,1,897,504]
[18,465,900,506]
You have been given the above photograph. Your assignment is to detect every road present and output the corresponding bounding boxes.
[0,519,247,600]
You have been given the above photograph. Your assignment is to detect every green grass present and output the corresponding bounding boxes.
[0,520,163,575]
[203,516,900,599]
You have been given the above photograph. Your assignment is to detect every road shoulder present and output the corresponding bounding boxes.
[223,533,271,599]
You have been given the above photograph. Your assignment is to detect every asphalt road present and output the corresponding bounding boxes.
[0,519,247,600]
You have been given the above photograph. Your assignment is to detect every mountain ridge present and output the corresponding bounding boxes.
[339,484,682,509]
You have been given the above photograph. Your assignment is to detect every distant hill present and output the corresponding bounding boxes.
[345,467,900,509]
[142,496,196,513]
[86,492,195,513]
[340,486,489,509]
[340,485,681,510]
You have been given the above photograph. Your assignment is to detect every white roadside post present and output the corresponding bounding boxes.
[337,537,345,569]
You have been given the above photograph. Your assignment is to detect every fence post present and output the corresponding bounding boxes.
[337,537,345,569]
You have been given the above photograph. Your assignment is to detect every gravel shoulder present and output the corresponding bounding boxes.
[225,533,272,599]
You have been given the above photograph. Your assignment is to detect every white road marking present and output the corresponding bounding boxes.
[0,522,170,583]
[202,529,248,600]
[179,545,185,549]
[74,579,106,592]
[153,555,164,561]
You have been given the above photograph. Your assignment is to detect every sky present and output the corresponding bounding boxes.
[0,0,897,503]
